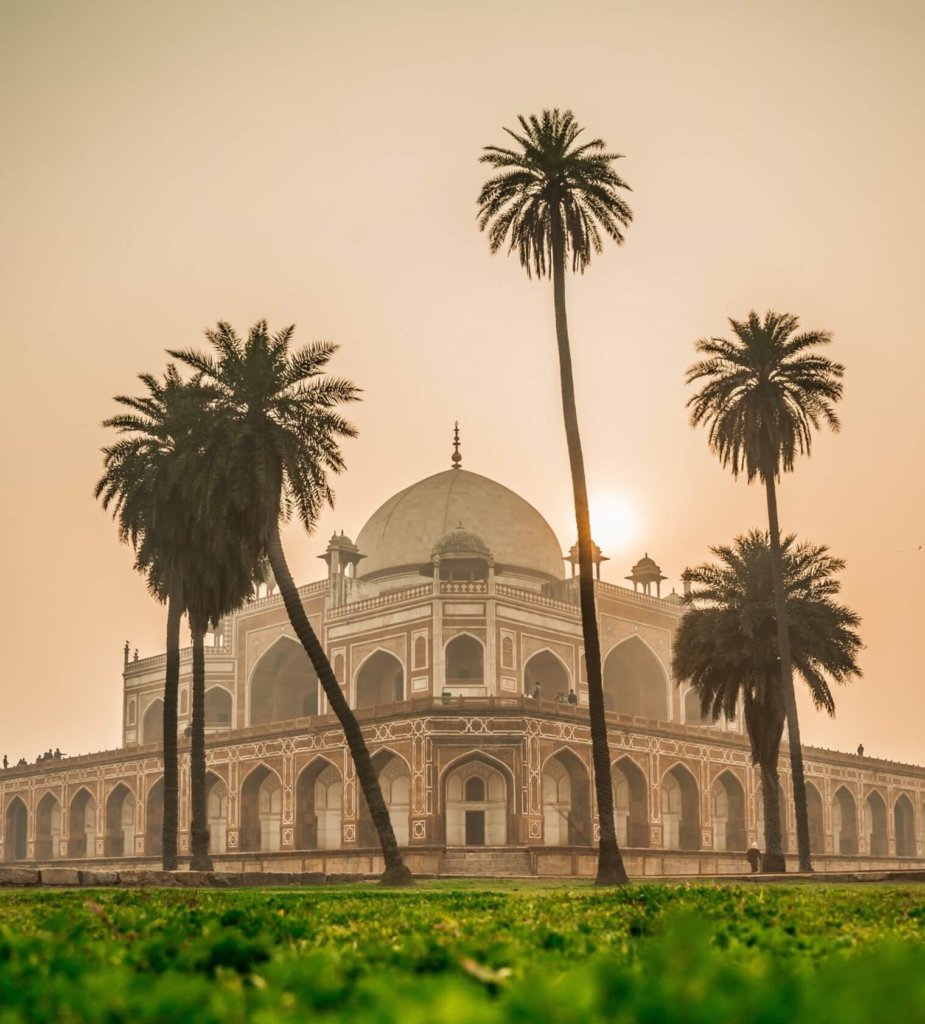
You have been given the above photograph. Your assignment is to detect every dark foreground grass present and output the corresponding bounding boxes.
[2,883,925,1022]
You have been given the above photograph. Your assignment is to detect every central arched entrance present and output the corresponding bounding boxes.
[354,652,404,709]
[295,758,343,850]
[249,638,320,726]
[444,757,510,846]
[444,635,484,687]
[541,750,591,846]
[602,637,668,720]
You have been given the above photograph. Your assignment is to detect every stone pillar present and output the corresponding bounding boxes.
[649,751,662,848]
[410,721,429,844]
[342,747,357,847]
[226,758,240,853]
[281,750,295,850]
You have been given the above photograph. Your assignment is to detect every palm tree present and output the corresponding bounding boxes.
[686,310,845,870]
[673,531,861,871]
[171,321,413,886]
[478,109,633,885]
[96,366,202,870]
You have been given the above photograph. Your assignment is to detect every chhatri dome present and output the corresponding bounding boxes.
[354,428,564,583]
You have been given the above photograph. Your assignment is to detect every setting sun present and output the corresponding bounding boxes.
[589,493,640,556]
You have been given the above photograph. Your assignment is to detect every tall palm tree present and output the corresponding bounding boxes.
[478,109,633,885]
[96,366,202,870]
[673,531,861,871]
[171,321,413,886]
[686,310,844,871]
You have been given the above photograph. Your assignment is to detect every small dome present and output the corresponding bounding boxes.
[432,524,491,560]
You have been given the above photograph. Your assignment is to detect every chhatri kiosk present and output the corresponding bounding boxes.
[2,444,924,876]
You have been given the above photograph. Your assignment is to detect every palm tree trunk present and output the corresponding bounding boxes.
[551,213,628,887]
[759,762,785,872]
[189,618,213,872]
[764,468,813,872]
[266,523,413,886]
[161,570,183,871]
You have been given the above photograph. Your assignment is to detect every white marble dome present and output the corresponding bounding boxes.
[355,469,564,582]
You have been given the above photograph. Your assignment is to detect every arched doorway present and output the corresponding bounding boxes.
[35,793,61,859]
[805,782,825,853]
[524,651,571,701]
[249,638,320,726]
[104,784,136,857]
[358,751,411,847]
[445,758,509,846]
[145,778,164,856]
[205,687,233,729]
[661,765,700,850]
[69,789,97,859]
[613,756,649,847]
[295,758,342,850]
[4,797,27,862]
[832,786,858,855]
[542,750,591,846]
[602,637,668,720]
[865,791,888,856]
[444,635,484,687]
[206,773,228,854]
[711,772,746,852]
[240,765,282,852]
[141,699,164,746]
[894,794,916,857]
[355,652,405,709]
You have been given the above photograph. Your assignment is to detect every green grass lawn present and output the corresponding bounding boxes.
[2,883,925,1022]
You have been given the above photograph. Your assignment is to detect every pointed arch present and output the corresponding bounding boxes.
[612,754,649,847]
[711,770,746,852]
[249,636,320,726]
[68,787,97,859]
[865,789,888,856]
[442,752,513,847]
[444,633,484,687]
[804,781,825,853]
[683,687,711,726]
[35,792,61,860]
[4,796,27,862]
[894,794,916,857]
[354,649,405,709]
[602,635,670,720]
[524,649,572,699]
[240,763,282,852]
[295,757,342,850]
[204,686,233,728]
[832,785,858,855]
[141,698,164,746]
[357,748,411,846]
[145,777,164,856]
[661,762,700,850]
[205,771,228,855]
[104,783,136,857]
[541,748,591,846]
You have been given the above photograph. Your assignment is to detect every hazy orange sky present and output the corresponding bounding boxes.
[1,1,923,766]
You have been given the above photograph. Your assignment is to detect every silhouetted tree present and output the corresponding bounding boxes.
[478,109,633,885]
[686,312,845,871]
[674,531,861,870]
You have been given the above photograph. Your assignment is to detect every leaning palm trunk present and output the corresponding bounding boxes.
[551,216,627,886]
[161,571,183,870]
[267,524,413,886]
[758,763,785,873]
[189,619,213,871]
[764,468,812,872]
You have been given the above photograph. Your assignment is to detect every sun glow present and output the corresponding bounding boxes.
[589,493,640,557]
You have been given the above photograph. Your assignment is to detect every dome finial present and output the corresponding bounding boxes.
[451,421,462,469]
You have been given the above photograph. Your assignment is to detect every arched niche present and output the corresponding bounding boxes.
[865,790,888,857]
[240,765,282,852]
[683,688,711,726]
[35,793,61,860]
[444,757,510,847]
[296,758,343,850]
[69,788,97,859]
[661,764,700,850]
[602,637,668,720]
[205,687,233,729]
[249,638,320,726]
[613,756,649,847]
[145,778,164,856]
[4,797,27,862]
[524,651,571,700]
[206,772,228,854]
[444,635,484,687]
[711,771,746,852]
[104,784,136,857]
[357,751,410,847]
[805,782,825,854]
[141,699,164,746]
[542,750,591,846]
[832,786,858,855]
[355,651,404,710]
[894,794,916,857]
